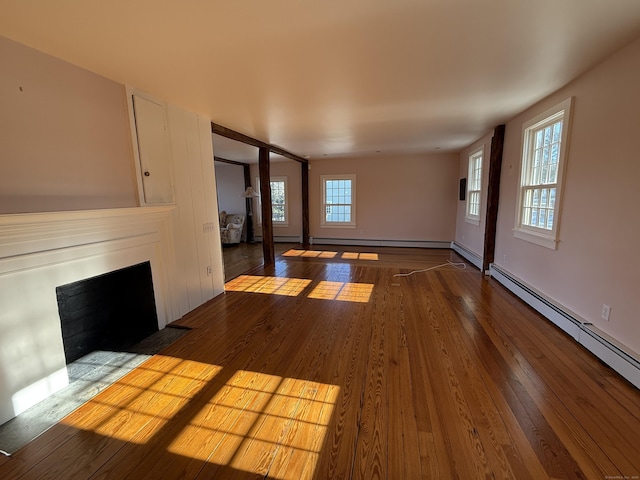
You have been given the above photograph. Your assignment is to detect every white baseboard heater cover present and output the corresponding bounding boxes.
[489,264,640,390]
[451,241,483,270]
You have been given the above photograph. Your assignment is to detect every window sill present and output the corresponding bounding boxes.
[465,216,480,226]
[513,228,558,250]
[320,224,356,229]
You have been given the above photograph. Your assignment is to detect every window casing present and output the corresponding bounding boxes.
[321,175,356,228]
[515,97,573,249]
[466,149,483,225]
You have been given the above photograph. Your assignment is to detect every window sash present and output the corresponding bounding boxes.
[520,185,557,231]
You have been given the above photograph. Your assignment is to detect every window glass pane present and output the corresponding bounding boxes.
[534,148,542,168]
[552,121,562,143]
[272,205,285,222]
[539,209,546,228]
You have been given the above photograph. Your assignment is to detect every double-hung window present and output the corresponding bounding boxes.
[515,97,573,249]
[270,177,288,225]
[466,149,483,225]
[321,174,356,228]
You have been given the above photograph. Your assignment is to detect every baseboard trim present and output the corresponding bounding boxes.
[489,264,640,390]
[451,241,483,270]
[309,238,451,249]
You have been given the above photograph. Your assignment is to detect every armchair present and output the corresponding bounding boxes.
[219,211,245,245]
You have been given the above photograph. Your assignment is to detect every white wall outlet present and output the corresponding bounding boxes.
[601,304,611,321]
[206,266,212,276]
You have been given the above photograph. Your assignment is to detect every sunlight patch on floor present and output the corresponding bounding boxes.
[225,275,312,296]
[308,281,374,303]
[282,249,379,261]
[282,249,338,258]
[61,357,221,444]
[168,370,340,479]
[341,252,379,260]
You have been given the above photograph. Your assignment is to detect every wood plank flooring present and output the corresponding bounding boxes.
[2,246,640,479]
[222,242,294,281]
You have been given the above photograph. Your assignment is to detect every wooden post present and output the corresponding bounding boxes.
[243,164,255,243]
[482,124,505,274]
[259,147,275,265]
[301,162,310,246]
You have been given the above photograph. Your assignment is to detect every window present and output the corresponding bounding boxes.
[321,175,356,228]
[466,149,483,225]
[270,177,288,225]
[515,97,573,249]
[256,176,288,226]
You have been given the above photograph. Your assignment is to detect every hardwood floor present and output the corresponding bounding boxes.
[222,242,294,281]
[2,246,639,479]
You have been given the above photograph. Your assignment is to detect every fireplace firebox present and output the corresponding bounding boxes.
[56,261,159,364]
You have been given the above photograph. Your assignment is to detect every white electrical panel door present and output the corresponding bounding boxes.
[133,95,174,204]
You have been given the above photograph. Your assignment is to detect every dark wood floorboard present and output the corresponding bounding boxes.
[2,246,639,479]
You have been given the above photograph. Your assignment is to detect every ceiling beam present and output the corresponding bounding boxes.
[211,122,307,164]
[214,156,249,167]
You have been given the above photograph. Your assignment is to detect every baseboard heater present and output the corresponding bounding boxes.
[451,241,483,270]
[489,264,640,390]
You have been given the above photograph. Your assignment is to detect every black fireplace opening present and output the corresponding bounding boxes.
[56,261,159,364]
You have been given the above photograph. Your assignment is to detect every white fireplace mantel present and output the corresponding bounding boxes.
[0,206,177,425]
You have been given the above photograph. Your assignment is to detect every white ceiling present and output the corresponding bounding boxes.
[2,0,640,161]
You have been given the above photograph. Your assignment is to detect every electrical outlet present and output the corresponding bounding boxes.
[601,304,611,321]
[206,266,212,276]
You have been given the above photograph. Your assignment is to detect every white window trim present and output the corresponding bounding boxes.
[514,97,573,250]
[321,174,356,228]
[255,176,289,227]
[465,148,483,226]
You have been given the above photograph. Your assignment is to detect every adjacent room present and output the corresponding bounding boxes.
[1,1,640,478]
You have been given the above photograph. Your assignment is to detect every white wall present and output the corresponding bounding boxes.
[214,162,246,215]
[453,133,492,260]
[309,153,458,245]
[492,37,640,356]
[166,106,224,318]
[0,36,137,213]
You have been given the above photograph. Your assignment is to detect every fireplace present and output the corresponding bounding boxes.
[56,261,159,364]
[0,207,177,426]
